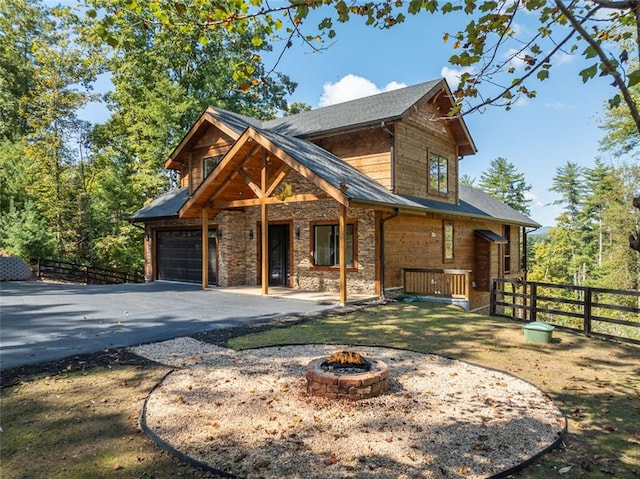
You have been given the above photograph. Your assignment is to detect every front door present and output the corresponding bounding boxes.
[268,224,290,286]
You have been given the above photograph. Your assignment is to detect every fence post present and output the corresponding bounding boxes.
[530,282,537,322]
[85,265,89,285]
[489,279,496,316]
[37,257,41,278]
[584,287,592,336]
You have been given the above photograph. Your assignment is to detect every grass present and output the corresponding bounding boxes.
[2,301,639,478]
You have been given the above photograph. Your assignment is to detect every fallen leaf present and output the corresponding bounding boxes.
[559,465,573,474]
[323,453,337,465]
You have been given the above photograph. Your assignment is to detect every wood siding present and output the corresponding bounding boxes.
[179,124,235,193]
[383,214,525,310]
[394,102,458,204]
[314,128,392,190]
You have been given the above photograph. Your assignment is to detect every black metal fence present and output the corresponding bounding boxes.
[490,278,640,345]
[33,258,144,285]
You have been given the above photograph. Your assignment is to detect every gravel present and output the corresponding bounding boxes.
[131,338,566,479]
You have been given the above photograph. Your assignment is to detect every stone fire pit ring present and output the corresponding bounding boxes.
[306,356,389,400]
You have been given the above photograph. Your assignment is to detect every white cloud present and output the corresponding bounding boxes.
[440,66,473,90]
[318,75,407,107]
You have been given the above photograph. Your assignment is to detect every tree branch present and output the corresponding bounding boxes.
[462,9,586,116]
[590,0,637,9]
[554,0,640,134]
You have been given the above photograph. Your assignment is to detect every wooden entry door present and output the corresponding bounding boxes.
[267,224,290,286]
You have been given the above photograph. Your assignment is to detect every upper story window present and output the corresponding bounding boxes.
[313,223,355,268]
[203,155,223,178]
[428,153,448,195]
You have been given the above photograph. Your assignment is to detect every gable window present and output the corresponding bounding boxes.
[203,155,223,178]
[429,153,448,194]
[443,220,454,262]
[313,223,355,268]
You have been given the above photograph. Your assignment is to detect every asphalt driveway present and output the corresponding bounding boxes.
[0,281,336,370]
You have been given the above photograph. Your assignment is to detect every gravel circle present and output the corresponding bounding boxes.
[132,338,566,479]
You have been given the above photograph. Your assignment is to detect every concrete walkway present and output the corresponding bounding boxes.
[0,281,341,370]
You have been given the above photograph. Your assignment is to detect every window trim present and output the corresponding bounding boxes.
[309,220,358,271]
[443,220,454,262]
[428,152,449,196]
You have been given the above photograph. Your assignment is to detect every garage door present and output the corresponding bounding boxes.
[156,230,216,284]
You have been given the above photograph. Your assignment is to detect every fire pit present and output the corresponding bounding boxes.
[306,350,389,400]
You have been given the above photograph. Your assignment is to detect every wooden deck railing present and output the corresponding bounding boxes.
[403,268,472,299]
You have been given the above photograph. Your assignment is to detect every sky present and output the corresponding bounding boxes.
[73,2,620,227]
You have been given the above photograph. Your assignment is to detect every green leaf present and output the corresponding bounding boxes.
[537,70,549,80]
[579,63,597,83]
[583,45,597,59]
[608,94,621,109]
[86,9,97,18]
[628,69,640,87]
[479,1,497,12]
[251,36,263,47]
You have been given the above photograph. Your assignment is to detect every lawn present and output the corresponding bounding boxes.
[2,301,639,478]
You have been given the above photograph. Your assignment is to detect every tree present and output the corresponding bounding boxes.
[90,0,640,254]
[88,0,640,131]
[82,0,298,270]
[549,161,587,227]
[477,157,532,214]
[459,174,475,187]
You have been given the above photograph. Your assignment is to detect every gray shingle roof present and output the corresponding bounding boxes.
[401,185,540,227]
[261,80,442,138]
[129,187,189,222]
[256,128,422,210]
[205,108,262,136]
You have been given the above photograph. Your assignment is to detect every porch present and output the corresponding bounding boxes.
[221,286,379,305]
[402,268,472,310]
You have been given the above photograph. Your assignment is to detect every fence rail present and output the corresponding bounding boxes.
[490,278,640,344]
[33,258,144,285]
[403,268,471,299]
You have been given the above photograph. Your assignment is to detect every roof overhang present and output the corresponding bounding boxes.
[475,229,508,243]
[164,107,242,170]
[179,127,348,219]
[405,79,477,157]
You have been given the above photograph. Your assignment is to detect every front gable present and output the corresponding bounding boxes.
[179,127,348,219]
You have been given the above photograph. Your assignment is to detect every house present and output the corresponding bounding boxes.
[130,79,540,310]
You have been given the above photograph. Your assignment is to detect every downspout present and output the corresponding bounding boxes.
[380,208,400,299]
[381,121,395,193]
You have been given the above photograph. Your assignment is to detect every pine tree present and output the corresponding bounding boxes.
[477,157,532,214]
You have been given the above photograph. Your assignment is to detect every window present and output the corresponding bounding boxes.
[203,155,223,178]
[503,225,511,273]
[443,220,454,262]
[429,153,448,194]
[313,223,354,267]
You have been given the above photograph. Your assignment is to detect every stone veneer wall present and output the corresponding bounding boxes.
[143,173,379,296]
[216,210,247,287]
[240,199,377,296]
